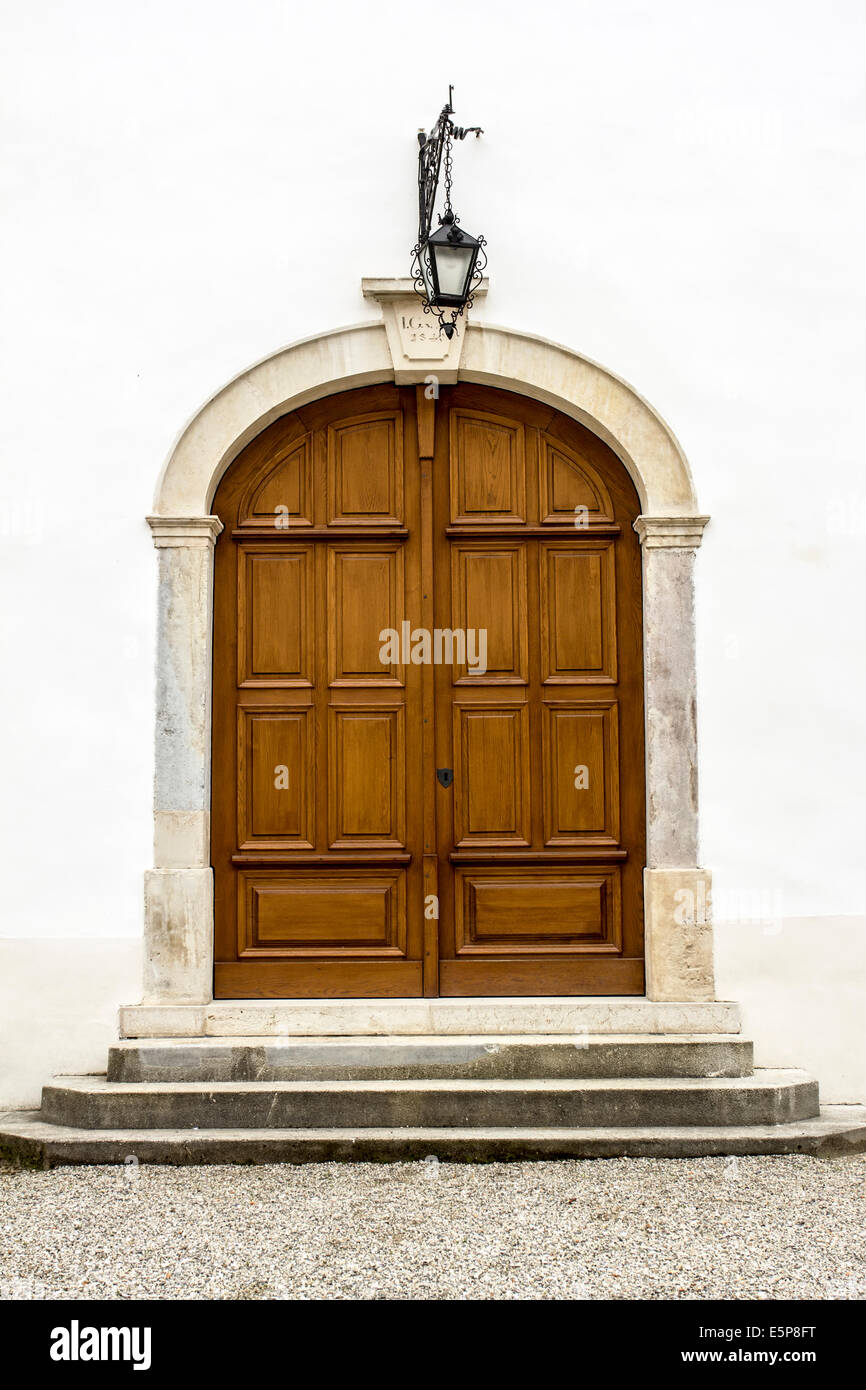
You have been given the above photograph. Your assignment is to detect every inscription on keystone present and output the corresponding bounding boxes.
[397,311,453,360]
[361,278,487,384]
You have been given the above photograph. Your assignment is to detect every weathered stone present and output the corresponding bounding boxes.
[4,1109,865,1166]
[645,868,715,1001]
[143,518,221,1006]
[106,1035,754,1083]
[39,1070,819,1131]
[142,869,213,1004]
[119,998,741,1037]
[640,545,702,869]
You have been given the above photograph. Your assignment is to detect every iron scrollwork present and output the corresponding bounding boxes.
[411,86,485,339]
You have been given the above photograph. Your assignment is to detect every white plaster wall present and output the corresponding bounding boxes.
[0,941,141,1110]
[715,919,866,1104]
[0,0,863,1102]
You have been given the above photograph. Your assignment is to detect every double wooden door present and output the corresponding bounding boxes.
[212,383,645,997]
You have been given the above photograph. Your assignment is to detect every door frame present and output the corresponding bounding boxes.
[143,287,714,1009]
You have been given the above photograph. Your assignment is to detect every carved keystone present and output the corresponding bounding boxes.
[361,276,488,385]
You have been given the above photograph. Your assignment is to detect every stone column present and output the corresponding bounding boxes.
[143,516,223,1003]
[634,516,715,1002]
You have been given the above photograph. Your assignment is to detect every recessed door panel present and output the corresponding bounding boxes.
[327,546,405,686]
[238,436,313,528]
[328,413,403,525]
[237,708,315,848]
[538,434,615,525]
[238,547,314,686]
[540,543,617,684]
[542,702,620,844]
[451,544,528,684]
[329,706,406,847]
[449,410,526,523]
[452,703,530,845]
[454,866,622,953]
[238,869,407,956]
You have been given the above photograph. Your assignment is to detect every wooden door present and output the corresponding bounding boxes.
[432,385,645,995]
[212,385,425,997]
[211,383,645,998]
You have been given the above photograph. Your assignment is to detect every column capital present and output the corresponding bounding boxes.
[634,515,710,549]
[147,515,224,548]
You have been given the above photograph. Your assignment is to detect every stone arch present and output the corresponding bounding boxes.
[153,320,699,518]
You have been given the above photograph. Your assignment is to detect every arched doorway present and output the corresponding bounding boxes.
[136,307,715,1028]
[210,382,645,998]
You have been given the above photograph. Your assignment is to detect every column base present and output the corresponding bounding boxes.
[143,868,214,1004]
[645,868,715,1001]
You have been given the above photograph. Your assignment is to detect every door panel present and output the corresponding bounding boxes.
[328,706,406,847]
[238,869,407,954]
[542,702,620,844]
[212,385,424,998]
[452,703,531,845]
[539,543,617,682]
[212,382,645,998]
[327,413,404,525]
[538,434,615,524]
[449,410,526,523]
[327,547,404,685]
[238,430,312,527]
[453,866,622,951]
[237,707,315,848]
[238,546,315,686]
[451,544,528,683]
[434,384,645,996]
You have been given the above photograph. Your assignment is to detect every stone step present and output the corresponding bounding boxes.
[107,1034,754,1083]
[2,1107,865,1166]
[40,1070,818,1131]
[119,998,743,1039]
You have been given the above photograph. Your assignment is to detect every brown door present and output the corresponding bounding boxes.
[432,386,645,995]
[212,383,644,998]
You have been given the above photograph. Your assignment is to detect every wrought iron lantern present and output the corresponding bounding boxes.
[411,87,485,339]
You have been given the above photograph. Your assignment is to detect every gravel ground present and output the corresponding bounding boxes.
[1,1154,864,1300]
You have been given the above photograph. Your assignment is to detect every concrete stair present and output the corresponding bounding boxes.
[105,1035,756,1082]
[40,1072,819,1130]
[2,1034,865,1165]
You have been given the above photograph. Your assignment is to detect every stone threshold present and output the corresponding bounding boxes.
[119,998,742,1039]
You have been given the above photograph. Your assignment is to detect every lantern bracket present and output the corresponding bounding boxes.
[411,86,486,339]
[416,85,482,246]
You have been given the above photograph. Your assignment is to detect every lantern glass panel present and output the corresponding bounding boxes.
[432,244,474,298]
